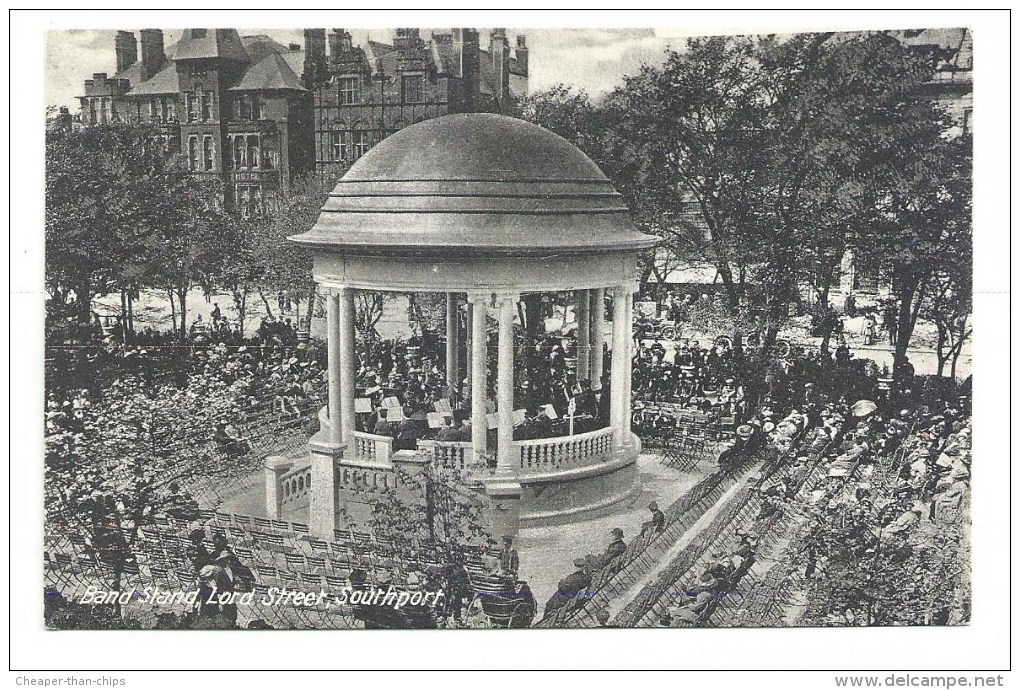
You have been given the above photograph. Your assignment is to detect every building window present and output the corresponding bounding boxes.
[89,99,97,124]
[230,134,262,169]
[186,93,198,123]
[232,136,245,169]
[237,95,251,120]
[188,136,200,170]
[247,134,260,169]
[203,135,215,171]
[401,74,425,103]
[236,94,263,120]
[164,98,176,122]
[351,130,370,160]
[201,91,213,121]
[330,131,347,160]
[237,185,264,218]
[338,77,360,105]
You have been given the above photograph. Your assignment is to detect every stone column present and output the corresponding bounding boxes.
[338,286,356,443]
[622,284,635,444]
[465,304,473,397]
[468,292,489,464]
[445,293,460,401]
[590,287,605,390]
[325,290,343,445]
[610,284,628,449]
[495,291,519,475]
[575,289,590,385]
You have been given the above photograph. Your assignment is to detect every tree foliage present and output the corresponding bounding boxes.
[517,32,971,356]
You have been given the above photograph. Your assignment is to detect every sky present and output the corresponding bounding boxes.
[45,27,691,112]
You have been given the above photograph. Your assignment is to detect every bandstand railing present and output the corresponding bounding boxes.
[418,440,474,471]
[515,427,615,474]
[350,431,393,465]
[318,406,393,464]
[278,462,313,510]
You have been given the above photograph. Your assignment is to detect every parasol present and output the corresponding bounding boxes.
[851,399,878,417]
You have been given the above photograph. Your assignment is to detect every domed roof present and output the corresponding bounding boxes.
[290,113,656,256]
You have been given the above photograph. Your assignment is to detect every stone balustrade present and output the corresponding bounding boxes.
[349,430,393,465]
[319,405,393,465]
[418,440,474,471]
[516,426,615,474]
[265,456,313,519]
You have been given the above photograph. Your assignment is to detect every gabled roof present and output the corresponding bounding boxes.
[174,29,249,62]
[242,34,289,63]
[231,51,306,92]
[280,51,305,80]
[112,60,144,84]
[124,62,181,95]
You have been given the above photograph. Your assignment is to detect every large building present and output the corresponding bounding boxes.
[76,27,530,210]
[80,29,315,216]
[304,28,528,178]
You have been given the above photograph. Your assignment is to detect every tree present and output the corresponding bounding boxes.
[870,133,972,375]
[920,223,972,378]
[139,175,226,340]
[46,125,181,334]
[354,291,391,341]
[262,170,346,325]
[208,211,268,335]
[361,451,491,555]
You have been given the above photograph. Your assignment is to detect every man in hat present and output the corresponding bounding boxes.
[185,528,211,573]
[500,536,520,577]
[600,528,627,569]
[544,557,592,617]
[395,405,419,450]
[671,590,716,627]
[640,502,666,536]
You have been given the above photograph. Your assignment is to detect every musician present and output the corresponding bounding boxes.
[436,416,460,442]
[573,380,598,418]
[372,408,392,437]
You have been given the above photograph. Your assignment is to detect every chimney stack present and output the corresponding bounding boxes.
[114,31,138,74]
[329,28,353,60]
[490,28,510,104]
[139,29,165,81]
[515,35,529,74]
[303,28,327,86]
[452,29,480,109]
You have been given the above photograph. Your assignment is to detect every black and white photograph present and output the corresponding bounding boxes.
[10,7,1010,679]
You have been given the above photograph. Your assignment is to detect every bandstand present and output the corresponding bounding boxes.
[286,113,657,538]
